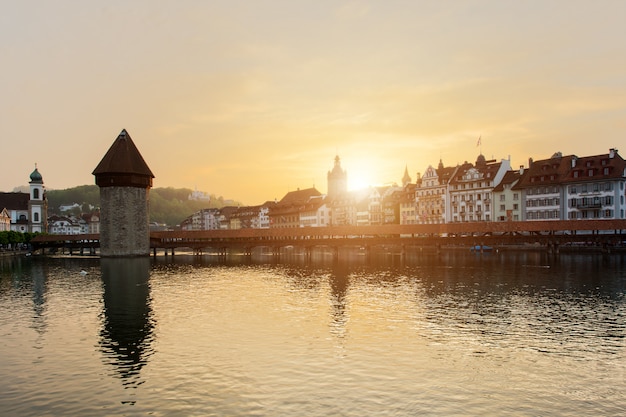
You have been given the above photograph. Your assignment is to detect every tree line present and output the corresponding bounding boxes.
[0,231,39,249]
[46,185,239,227]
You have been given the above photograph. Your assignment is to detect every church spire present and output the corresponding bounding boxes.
[402,165,411,186]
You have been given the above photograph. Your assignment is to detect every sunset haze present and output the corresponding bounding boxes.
[2,0,625,204]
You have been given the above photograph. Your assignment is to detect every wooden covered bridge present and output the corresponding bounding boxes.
[30,219,626,257]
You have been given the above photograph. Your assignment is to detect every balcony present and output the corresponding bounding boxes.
[574,203,602,209]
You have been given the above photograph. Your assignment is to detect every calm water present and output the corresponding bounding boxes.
[1,249,625,416]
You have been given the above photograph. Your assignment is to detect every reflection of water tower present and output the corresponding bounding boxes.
[100,257,153,387]
[92,129,154,257]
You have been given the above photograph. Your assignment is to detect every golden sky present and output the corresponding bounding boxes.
[2,1,625,205]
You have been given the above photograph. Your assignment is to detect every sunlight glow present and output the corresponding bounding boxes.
[346,158,382,191]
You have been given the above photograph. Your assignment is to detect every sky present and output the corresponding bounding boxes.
[2,0,625,205]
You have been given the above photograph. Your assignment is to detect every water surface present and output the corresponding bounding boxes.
[1,250,625,416]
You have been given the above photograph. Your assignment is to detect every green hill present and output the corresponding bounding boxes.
[46,185,238,227]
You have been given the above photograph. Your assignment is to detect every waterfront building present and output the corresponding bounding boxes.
[0,166,48,233]
[493,170,522,221]
[48,215,88,235]
[514,152,575,221]
[299,195,331,227]
[217,206,238,230]
[329,190,361,226]
[399,183,417,225]
[180,207,224,231]
[82,211,100,234]
[448,155,511,223]
[229,202,277,229]
[382,187,405,224]
[562,148,626,220]
[93,129,154,257]
[269,187,322,228]
[415,160,455,224]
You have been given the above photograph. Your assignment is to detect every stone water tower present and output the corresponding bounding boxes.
[93,129,154,257]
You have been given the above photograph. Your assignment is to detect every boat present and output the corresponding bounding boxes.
[470,245,493,252]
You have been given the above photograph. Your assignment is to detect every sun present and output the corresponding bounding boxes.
[346,158,381,191]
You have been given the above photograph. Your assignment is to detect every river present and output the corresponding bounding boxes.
[1,249,625,416]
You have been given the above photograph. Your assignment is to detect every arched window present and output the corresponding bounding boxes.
[33,188,39,199]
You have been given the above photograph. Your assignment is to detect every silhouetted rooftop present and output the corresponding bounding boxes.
[92,129,154,178]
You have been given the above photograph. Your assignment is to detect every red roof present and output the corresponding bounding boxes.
[561,151,626,183]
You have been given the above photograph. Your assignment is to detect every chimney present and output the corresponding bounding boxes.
[571,157,577,168]
[609,148,617,158]
[519,165,524,175]
[528,157,533,167]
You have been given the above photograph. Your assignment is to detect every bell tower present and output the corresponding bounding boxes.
[327,155,347,198]
[28,164,47,233]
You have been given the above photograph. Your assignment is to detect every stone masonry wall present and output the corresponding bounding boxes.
[99,186,150,257]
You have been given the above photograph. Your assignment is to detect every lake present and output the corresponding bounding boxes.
[1,249,625,416]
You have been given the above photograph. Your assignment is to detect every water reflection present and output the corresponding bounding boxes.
[99,257,154,388]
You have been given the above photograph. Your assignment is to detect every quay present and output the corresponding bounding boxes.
[30,219,626,257]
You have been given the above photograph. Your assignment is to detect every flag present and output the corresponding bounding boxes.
[477,135,481,147]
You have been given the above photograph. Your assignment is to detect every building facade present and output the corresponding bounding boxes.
[448,155,511,223]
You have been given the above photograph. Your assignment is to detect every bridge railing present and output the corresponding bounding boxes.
[30,219,626,248]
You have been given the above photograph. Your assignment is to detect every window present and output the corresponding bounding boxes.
[33,188,39,199]
[34,213,39,222]
[513,193,519,200]
[513,204,519,210]
[500,204,505,211]
[500,195,505,201]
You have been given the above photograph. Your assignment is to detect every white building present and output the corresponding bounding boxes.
[448,155,511,223]
[563,149,626,220]
[0,166,48,233]
[493,170,522,221]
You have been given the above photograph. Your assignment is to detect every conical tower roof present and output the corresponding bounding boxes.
[93,129,154,188]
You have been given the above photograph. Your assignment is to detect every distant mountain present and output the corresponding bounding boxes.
[46,185,238,227]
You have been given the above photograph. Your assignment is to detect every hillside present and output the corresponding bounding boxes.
[46,185,238,227]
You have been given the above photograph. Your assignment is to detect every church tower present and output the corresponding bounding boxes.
[93,129,154,257]
[28,165,47,233]
[402,165,412,187]
[327,155,347,198]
